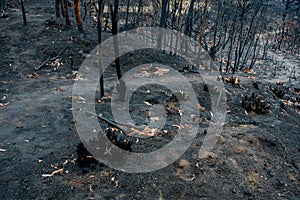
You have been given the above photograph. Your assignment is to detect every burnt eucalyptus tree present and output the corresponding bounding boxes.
[232,0,263,73]
[97,0,105,98]
[20,0,27,25]
[157,0,169,49]
[74,0,84,33]
[110,0,126,101]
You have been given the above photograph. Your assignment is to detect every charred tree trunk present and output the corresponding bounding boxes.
[20,0,27,25]
[208,0,223,60]
[174,0,183,55]
[136,0,143,26]
[61,0,65,17]
[199,0,208,50]
[157,0,168,49]
[184,0,196,37]
[97,0,105,98]
[74,0,84,33]
[110,0,125,101]
[55,0,61,18]
[249,35,260,69]
[226,13,237,73]
[63,0,71,25]
[110,1,121,79]
[125,0,130,29]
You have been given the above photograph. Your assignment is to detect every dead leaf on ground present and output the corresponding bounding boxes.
[195,103,206,111]
[179,159,191,168]
[276,82,284,86]
[166,102,181,113]
[71,118,76,124]
[68,95,86,101]
[153,68,169,75]
[0,149,7,152]
[149,116,160,122]
[0,102,10,107]
[288,172,297,181]
[144,101,151,106]
[243,69,253,74]
[42,168,64,177]
[27,73,39,79]
[102,171,110,177]
[172,124,181,129]
[142,126,156,136]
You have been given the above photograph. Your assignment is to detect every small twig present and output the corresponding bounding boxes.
[34,56,51,71]
[50,46,69,61]
[34,46,69,71]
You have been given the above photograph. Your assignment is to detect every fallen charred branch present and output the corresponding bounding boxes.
[34,46,69,71]
[86,112,137,151]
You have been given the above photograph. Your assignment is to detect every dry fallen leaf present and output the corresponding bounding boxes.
[172,124,181,129]
[149,116,160,122]
[153,68,169,75]
[115,181,119,188]
[243,69,253,74]
[195,103,206,111]
[0,149,7,152]
[102,171,110,177]
[144,101,151,106]
[179,159,191,168]
[42,174,52,177]
[248,179,256,186]
[42,168,64,177]
[68,95,86,101]
[109,176,115,184]
[27,73,39,79]
[0,102,10,107]
[71,118,76,124]
[142,126,155,136]
[186,175,196,181]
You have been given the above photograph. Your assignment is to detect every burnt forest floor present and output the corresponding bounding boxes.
[0,1,299,199]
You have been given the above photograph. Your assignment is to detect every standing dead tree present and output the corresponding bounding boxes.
[199,0,208,50]
[97,0,105,98]
[63,0,71,25]
[20,0,27,25]
[125,0,130,30]
[74,0,84,33]
[55,0,65,18]
[157,0,169,49]
[110,0,126,101]
[184,0,196,37]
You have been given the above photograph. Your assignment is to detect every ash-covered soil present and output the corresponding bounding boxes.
[0,1,299,199]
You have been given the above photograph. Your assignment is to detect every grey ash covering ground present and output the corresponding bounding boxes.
[0,1,299,199]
